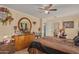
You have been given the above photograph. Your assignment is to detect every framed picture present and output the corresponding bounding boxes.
[63,21,74,28]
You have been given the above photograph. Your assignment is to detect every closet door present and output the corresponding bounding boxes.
[45,22,54,36]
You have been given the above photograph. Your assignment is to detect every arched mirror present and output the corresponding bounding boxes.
[18,17,32,33]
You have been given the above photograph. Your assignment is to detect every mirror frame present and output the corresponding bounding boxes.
[18,17,32,33]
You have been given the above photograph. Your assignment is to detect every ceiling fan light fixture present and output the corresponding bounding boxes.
[44,10,49,14]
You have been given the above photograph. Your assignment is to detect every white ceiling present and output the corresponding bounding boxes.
[1,4,79,18]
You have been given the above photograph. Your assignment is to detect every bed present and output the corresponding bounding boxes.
[28,37,79,54]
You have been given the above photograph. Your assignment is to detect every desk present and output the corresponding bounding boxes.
[28,37,79,54]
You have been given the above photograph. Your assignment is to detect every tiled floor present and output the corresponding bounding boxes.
[14,48,29,54]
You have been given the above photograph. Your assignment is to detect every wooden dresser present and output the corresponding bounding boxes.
[13,34,35,51]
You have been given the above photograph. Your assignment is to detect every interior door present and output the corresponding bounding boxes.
[53,22,59,36]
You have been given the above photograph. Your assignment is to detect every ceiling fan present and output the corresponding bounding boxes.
[39,4,57,14]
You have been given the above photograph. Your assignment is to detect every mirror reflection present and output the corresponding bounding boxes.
[18,17,32,33]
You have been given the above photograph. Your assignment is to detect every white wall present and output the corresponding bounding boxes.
[0,5,79,41]
[0,5,40,41]
[43,15,79,39]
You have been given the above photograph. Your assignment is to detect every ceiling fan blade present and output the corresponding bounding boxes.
[39,4,53,10]
[39,7,47,10]
[49,9,57,11]
[39,6,44,9]
[44,4,52,9]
